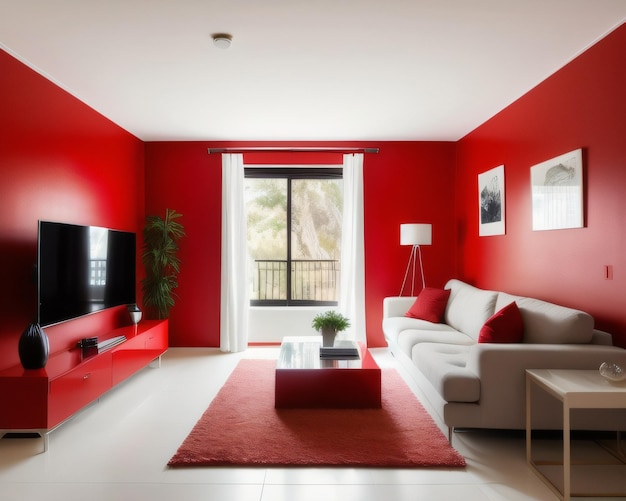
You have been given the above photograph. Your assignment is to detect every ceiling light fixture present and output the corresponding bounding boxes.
[212,33,232,49]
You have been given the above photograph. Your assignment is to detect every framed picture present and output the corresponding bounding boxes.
[478,165,505,236]
[531,149,583,231]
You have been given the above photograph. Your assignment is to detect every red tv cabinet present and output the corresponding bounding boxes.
[0,319,168,452]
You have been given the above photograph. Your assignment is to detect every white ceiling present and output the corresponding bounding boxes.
[1,1,625,142]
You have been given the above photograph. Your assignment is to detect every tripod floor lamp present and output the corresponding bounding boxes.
[399,223,432,296]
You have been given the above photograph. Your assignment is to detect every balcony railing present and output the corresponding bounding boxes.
[253,259,339,304]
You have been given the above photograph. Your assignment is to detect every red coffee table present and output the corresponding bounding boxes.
[275,336,381,408]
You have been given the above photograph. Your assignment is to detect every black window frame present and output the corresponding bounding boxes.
[245,166,343,307]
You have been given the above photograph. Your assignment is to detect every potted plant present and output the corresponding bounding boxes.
[311,310,350,347]
[141,208,186,319]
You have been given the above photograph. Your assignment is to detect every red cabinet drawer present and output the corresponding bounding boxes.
[48,351,112,427]
[144,322,168,351]
[111,320,168,386]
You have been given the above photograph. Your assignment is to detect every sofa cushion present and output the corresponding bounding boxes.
[413,343,480,403]
[383,317,457,346]
[496,292,594,344]
[396,328,474,356]
[444,279,498,341]
[478,302,524,343]
[405,287,450,323]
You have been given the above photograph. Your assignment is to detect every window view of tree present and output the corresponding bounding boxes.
[245,168,342,306]
[245,177,288,301]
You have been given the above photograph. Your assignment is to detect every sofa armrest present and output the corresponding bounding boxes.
[591,329,614,346]
[469,344,626,408]
[466,343,626,380]
[462,343,626,429]
[383,296,416,319]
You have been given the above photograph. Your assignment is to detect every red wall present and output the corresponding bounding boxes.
[0,49,145,370]
[144,141,457,347]
[4,22,624,356]
[455,24,626,347]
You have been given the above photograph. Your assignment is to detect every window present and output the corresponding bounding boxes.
[244,167,343,306]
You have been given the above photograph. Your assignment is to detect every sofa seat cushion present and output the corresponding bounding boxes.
[413,343,480,403]
[383,316,459,345]
[496,292,594,344]
[396,327,474,356]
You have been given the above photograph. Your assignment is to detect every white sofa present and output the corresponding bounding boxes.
[383,279,626,438]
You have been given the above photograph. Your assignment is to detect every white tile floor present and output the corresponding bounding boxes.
[0,347,624,501]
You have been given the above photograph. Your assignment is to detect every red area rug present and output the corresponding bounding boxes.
[168,359,465,468]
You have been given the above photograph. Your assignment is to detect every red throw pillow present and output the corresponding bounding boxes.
[478,302,524,343]
[405,288,451,324]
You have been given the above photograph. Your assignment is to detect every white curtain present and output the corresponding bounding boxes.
[220,153,249,352]
[340,153,366,344]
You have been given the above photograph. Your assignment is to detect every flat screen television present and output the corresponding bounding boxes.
[37,221,136,327]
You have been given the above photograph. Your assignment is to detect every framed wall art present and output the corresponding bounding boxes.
[531,149,583,231]
[478,165,505,236]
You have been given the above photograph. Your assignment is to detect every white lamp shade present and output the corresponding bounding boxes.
[400,223,432,246]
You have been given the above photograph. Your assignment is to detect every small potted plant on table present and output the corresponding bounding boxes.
[311,310,350,347]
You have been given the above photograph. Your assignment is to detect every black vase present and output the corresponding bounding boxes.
[18,323,50,370]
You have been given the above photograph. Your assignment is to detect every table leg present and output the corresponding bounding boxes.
[526,372,532,465]
[563,402,571,501]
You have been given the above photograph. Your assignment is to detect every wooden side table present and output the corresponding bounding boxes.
[526,369,626,500]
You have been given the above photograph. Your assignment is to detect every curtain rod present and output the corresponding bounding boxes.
[207,147,379,154]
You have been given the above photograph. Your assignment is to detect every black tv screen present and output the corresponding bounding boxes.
[38,221,136,326]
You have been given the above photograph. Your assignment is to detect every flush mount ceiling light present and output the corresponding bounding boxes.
[212,33,232,49]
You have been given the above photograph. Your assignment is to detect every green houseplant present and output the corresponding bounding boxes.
[311,310,350,347]
[141,208,186,319]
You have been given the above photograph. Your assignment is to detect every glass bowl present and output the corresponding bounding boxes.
[599,362,626,382]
